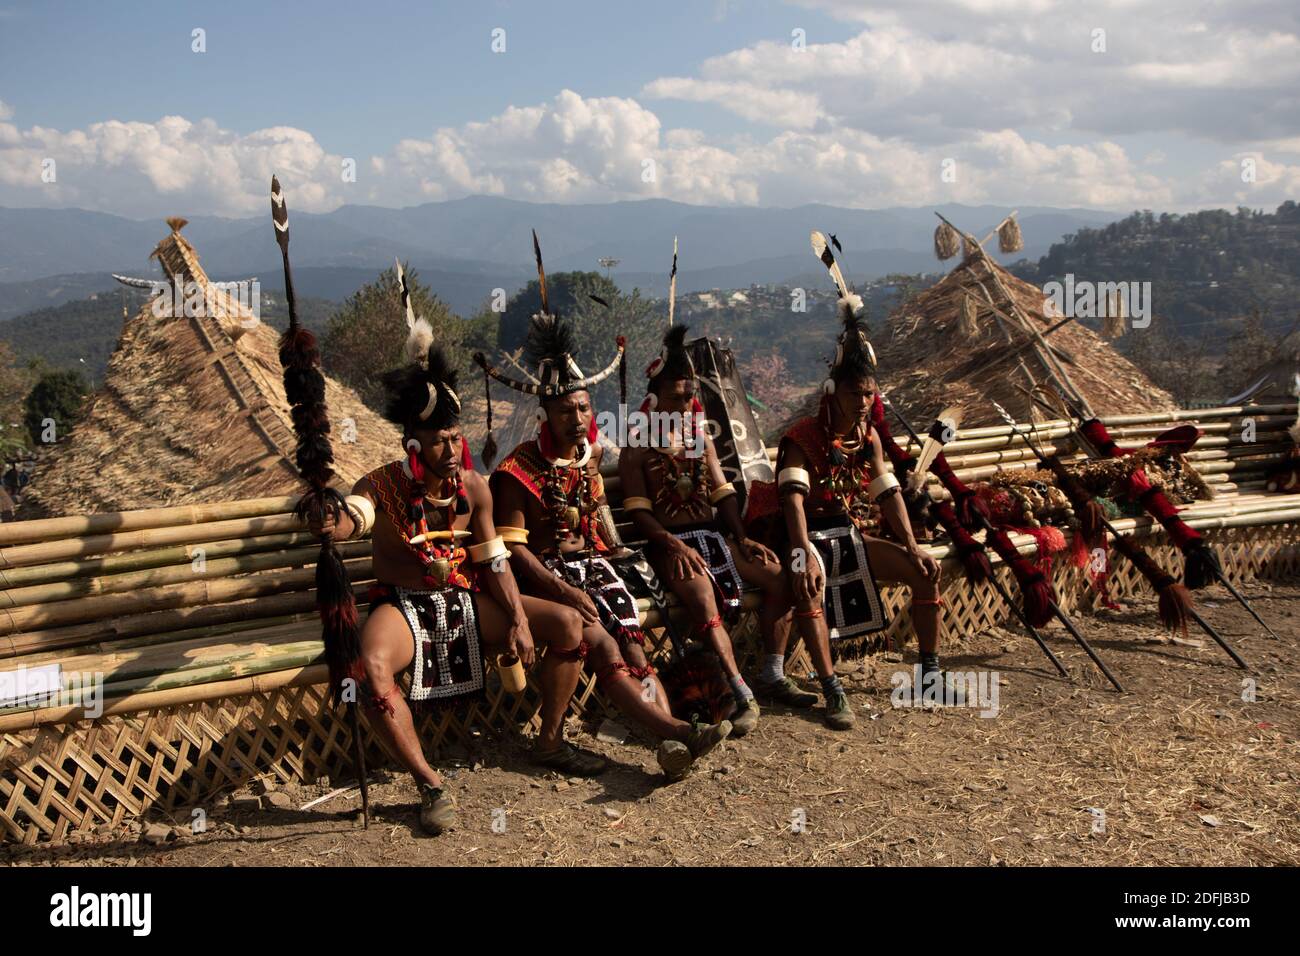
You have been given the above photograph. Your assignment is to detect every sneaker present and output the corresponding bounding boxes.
[755,676,819,709]
[686,719,733,759]
[418,784,456,835]
[531,741,608,777]
[824,691,855,730]
[656,740,693,782]
[730,700,760,737]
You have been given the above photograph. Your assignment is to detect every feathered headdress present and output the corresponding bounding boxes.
[810,231,876,393]
[472,231,625,462]
[385,260,462,434]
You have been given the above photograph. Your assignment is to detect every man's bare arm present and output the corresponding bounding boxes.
[491,472,567,599]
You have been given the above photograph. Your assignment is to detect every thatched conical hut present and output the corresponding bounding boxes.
[21,220,400,517]
[872,243,1175,429]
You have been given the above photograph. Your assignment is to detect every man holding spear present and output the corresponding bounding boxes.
[306,262,613,835]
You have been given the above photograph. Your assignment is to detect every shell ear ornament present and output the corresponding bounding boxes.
[405,437,422,454]
[645,392,659,410]
[536,407,547,424]
[823,378,836,395]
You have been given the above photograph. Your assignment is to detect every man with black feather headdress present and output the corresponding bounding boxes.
[619,324,802,737]
[747,293,944,729]
[309,269,607,834]
[475,237,732,781]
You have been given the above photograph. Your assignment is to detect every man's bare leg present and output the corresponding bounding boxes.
[731,541,816,707]
[618,637,673,717]
[584,626,732,780]
[865,538,944,681]
[358,603,456,834]
[477,593,586,751]
[647,547,758,732]
[360,604,442,788]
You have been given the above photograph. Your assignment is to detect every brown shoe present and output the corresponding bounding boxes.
[531,741,608,777]
[730,700,760,737]
[418,784,456,835]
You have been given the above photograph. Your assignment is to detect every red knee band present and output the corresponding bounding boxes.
[695,613,723,637]
[914,597,945,607]
[627,663,657,681]
[364,684,399,717]
[596,660,631,689]
[549,639,589,663]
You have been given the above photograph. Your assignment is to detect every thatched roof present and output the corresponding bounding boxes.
[872,248,1175,429]
[22,220,401,517]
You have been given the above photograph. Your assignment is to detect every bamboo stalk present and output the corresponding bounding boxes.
[0,663,329,732]
[0,559,372,636]
[0,495,300,547]
[10,609,326,668]
[0,530,336,588]
[0,512,306,570]
[18,634,329,698]
[0,590,331,660]
[0,541,370,610]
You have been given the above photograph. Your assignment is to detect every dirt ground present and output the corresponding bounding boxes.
[4,580,1297,867]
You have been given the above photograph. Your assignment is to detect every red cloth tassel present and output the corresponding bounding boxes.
[931,500,992,583]
[1080,418,1125,457]
[985,527,1056,628]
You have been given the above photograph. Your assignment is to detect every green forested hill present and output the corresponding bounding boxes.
[1013,202,1300,337]
[0,291,338,381]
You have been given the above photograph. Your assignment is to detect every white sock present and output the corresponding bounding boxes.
[729,674,755,704]
[761,653,785,684]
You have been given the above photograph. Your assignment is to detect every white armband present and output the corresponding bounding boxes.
[777,467,811,494]
[343,495,375,538]
[708,482,737,505]
[868,472,900,502]
[468,536,509,564]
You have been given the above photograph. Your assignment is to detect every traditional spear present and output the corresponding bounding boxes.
[271,175,371,827]
[667,236,678,327]
[875,398,1070,679]
[879,398,1121,689]
[993,402,1248,670]
[1040,386,1278,641]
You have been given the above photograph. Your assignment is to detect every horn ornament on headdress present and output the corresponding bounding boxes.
[471,232,626,398]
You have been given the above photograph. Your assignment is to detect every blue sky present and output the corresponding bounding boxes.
[0,0,841,153]
[0,0,1296,216]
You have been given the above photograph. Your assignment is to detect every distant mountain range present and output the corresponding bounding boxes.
[0,198,1120,320]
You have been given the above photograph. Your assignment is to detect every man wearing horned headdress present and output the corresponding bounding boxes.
[475,235,733,782]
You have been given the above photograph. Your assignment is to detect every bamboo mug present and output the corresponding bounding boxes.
[495,654,527,694]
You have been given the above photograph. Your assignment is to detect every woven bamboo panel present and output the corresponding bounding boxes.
[3,523,1295,846]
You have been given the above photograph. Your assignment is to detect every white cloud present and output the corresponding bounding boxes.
[0,99,13,121]
[0,76,1294,217]
[0,109,349,216]
[649,1,1300,145]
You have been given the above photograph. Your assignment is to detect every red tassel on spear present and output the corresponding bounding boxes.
[271,176,371,826]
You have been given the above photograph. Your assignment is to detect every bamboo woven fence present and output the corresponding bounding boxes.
[1,403,1298,844]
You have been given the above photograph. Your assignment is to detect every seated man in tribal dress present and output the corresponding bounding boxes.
[477,305,732,781]
[751,296,943,729]
[619,325,809,737]
[312,342,606,836]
